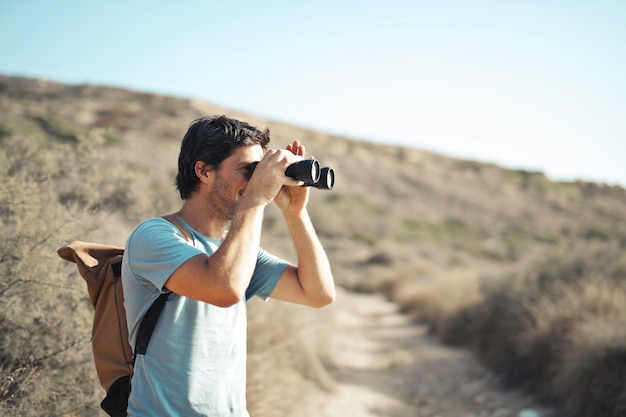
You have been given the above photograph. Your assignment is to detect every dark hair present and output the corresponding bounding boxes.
[175,115,271,199]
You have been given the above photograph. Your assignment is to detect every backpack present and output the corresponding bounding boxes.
[57,215,193,417]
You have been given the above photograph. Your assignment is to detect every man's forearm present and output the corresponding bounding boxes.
[284,210,335,305]
[212,203,265,300]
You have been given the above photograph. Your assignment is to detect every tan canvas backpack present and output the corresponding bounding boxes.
[57,215,193,417]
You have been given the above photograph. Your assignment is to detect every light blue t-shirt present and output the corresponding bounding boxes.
[121,217,288,417]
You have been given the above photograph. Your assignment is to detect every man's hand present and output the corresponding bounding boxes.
[274,141,311,215]
[244,146,303,207]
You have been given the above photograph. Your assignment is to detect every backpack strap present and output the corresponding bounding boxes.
[133,214,195,357]
[162,214,194,244]
[134,292,170,355]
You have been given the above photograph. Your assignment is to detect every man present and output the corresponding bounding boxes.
[121,115,335,416]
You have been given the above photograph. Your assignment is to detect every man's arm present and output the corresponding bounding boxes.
[269,209,335,307]
[165,201,266,307]
[268,140,335,307]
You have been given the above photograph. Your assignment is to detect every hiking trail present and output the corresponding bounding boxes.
[316,287,558,417]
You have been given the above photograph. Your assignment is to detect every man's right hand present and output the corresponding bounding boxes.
[243,148,304,206]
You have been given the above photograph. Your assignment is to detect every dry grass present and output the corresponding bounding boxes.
[552,314,626,417]
[439,249,626,417]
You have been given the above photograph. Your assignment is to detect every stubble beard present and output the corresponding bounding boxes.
[206,172,236,223]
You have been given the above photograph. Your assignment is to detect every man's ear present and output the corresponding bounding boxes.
[194,161,215,185]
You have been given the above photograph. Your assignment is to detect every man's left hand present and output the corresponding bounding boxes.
[274,140,311,215]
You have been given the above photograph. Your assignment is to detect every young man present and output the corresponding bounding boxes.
[121,115,335,416]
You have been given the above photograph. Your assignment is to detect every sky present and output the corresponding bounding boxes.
[1,0,625,186]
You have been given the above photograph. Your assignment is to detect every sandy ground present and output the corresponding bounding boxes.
[314,287,559,417]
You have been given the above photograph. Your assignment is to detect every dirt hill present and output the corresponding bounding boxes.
[3,74,624,268]
[2,74,626,416]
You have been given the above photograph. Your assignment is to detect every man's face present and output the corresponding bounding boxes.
[206,144,263,221]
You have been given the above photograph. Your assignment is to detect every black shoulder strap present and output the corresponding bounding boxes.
[135,292,170,355]
[132,214,194,357]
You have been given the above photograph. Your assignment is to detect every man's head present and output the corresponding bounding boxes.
[175,115,271,200]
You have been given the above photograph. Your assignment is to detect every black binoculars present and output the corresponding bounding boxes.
[248,159,334,190]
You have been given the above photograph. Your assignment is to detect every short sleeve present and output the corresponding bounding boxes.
[125,218,206,291]
[246,248,289,301]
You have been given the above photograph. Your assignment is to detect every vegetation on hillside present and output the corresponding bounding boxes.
[2,75,626,416]
[1,131,112,415]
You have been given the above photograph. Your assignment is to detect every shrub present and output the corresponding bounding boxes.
[0,127,176,415]
[0,134,102,415]
[551,314,626,417]
[467,276,533,384]
[446,246,626,413]
[516,279,626,389]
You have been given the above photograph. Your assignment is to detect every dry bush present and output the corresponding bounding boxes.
[0,128,185,415]
[1,135,104,416]
[516,279,626,385]
[466,279,531,383]
[551,314,626,417]
[445,246,626,414]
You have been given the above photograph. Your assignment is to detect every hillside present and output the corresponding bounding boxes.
[4,74,625,267]
[2,74,626,416]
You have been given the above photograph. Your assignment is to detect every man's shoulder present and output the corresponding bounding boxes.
[133,217,170,232]
[129,217,173,241]
[123,217,201,288]
[125,218,182,258]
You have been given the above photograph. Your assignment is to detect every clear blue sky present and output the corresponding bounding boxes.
[1,0,625,186]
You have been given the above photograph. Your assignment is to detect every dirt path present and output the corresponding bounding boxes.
[317,287,558,417]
